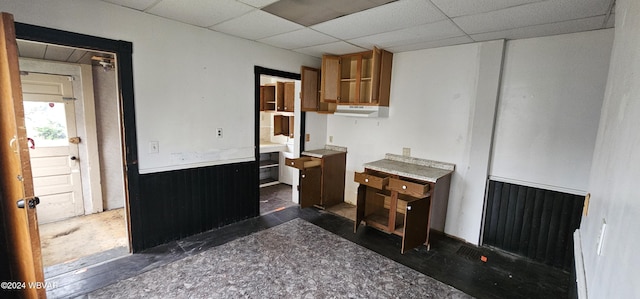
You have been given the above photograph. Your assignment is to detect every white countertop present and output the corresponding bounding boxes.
[302,145,347,158]
[363,154,455,183]
[259,142,288,153]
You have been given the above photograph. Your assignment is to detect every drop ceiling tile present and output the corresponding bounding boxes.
[17,40,46,59]
[311,0,447,40]
[470,16,606,42]
[238,0,279,9]
[453,0,611,35]
[293,41,367,57]
[369,0,399,5]
[349,20,466,49]
[147,0,254,27]
[43,45,75,62]
[258,28,339,50]
[210,10,303,40]
[262,0,343,27]
[101,0,158,11]
[262,0,395,27]
[605,13,615,28]
[321,0,395,15]
[386,36,473,52]
[67,49,91,64]
[430,0,544,18]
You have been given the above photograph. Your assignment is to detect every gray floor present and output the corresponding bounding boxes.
[45,206,569,299]
[260,184,296,215]
[89,219,472,298]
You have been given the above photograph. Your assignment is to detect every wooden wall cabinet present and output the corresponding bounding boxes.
[354,154,454,253]
[262,80,294,138]
[301,66,336,113]
[283,82,294,112]
[260,84,276,111]
[273,115,294,138]
[285,147,347,209]
[261,81,295,112]
[320,47,392,106]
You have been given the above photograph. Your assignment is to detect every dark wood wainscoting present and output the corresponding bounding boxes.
[483,180,584,271]
[132,161,258,251]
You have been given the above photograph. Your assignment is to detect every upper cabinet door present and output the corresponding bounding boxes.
[370,47,382,104]
[301,66,319,111]
[320,55,340,103]
[377,49,393,107]
[283,82,295,112]
[275,81,285,111]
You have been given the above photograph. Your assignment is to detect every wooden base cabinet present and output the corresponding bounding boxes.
[353,154,455,254]
[285,148,347,209]
[354,170,432,253]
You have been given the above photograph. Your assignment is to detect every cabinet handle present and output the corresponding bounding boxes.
[301,174,306,178]
[407,206,412,211]
[364,178,369,183]
[402,185,407,190]
[291,162,295,165]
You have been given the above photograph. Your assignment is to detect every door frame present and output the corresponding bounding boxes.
[14,22,143,251]
[253,66,305,208]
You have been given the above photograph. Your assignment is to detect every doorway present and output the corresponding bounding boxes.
[17,40,130,273]
[254,67,304,215]
[22,73,84,224]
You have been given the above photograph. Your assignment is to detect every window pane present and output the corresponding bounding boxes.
[23,101,68,147]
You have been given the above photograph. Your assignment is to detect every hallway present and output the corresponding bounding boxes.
[39,208,128,268]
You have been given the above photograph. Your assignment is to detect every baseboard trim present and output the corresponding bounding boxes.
[574,229,588,299]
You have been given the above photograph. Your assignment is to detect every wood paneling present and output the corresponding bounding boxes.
[137,162,258,250]
[483,180,584,270]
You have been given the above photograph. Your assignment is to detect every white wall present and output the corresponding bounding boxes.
[93,65,126,210]
[304,112,328,151]
[326,41,505,243]
[1,0,320,174]
[491,29,614,195]
[327,30,614,244]
[580,0,640,297]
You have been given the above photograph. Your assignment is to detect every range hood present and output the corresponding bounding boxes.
[333,105,389,118]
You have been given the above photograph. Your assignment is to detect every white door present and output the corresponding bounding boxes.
[21,72,84,224]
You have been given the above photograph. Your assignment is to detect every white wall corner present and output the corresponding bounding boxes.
[80,64,104,213]
[574,229,588,299]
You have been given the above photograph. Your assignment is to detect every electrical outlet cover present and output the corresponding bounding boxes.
[149,141,159,153]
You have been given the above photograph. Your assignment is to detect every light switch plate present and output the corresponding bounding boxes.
[403,147,411,157]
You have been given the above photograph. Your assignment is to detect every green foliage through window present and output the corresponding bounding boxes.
[35,121,67,140]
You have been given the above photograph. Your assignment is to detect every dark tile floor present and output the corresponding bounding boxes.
[259,184,296,215]
[45,205,571,298]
